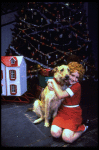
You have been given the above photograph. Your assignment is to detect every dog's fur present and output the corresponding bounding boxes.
[27,65,70,127]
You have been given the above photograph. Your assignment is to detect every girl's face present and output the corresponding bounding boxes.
[69,70,79,85]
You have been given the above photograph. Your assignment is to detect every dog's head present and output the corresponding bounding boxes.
[53,65,70,85]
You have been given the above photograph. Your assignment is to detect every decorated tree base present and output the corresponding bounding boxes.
[1,92,34,103]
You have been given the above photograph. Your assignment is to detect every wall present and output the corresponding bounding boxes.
[1,11,17,56]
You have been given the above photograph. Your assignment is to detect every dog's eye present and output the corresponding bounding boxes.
[67,68,70,72]
[60,68,64,72]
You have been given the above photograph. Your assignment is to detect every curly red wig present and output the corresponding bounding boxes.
[68,62,85,80]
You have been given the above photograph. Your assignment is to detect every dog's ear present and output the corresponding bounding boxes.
[52,67,58,73]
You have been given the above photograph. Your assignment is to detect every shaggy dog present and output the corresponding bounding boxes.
[27,65,70,127]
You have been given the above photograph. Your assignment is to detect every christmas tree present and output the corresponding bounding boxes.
[6,2,97,83]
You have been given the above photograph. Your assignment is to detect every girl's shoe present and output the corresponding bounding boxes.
[83,119,90,133]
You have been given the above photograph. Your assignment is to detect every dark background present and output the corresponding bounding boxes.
[1,2,98,147]
[88,2,98,70]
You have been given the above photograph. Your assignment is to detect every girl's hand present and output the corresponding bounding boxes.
[47,79,54,83]
[47,79,54,91]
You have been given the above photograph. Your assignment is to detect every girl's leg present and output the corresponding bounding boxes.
[51,125,62,138]
[62,129,84,143]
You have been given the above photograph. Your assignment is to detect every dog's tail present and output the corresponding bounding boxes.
[26,107,33,112]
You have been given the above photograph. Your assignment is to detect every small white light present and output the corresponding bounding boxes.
[65,3,69,6]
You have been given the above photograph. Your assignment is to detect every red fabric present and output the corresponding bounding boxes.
[62,82,81,105]
[52,82,85,132]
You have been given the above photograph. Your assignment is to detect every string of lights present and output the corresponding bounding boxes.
[7,2,96,80]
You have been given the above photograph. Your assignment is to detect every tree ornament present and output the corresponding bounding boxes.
[59,33,63,38]
[61,56,64,59]
[31,52,35,56]
[52,13,55,17]
[68,33,72,38]
[41,18,43,22]
[38,44,40,50]
[43,36,45,40]
[37,64,41,69]
[79,22,82,26]
[53,46,56,50]
[64,59,67,64]
[50,19,52,23]
[27,2,29,8]
[47,55,51,59]
[54,36,58,41]
[50,43,52,47]
[46,59,48,65]
[75,33,78,38]
[45,9,48,12]
[21,9,24,13]
[51,62,54,65]
[34,11,37,15]
[48,4,51,7]
[22,30,25,33]
[35,49,38,53]
[65,3,69,6]
[83,56,85,58]
[28,46,31,50]
[31,37,34,40]
[42,42,45,45]
[19,22,22,26]
[56,54,58,59]
[39,54,43,60]
[86,65,88,72]
[40,35,43,39]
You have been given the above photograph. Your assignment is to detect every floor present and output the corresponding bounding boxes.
[1,80,98,147]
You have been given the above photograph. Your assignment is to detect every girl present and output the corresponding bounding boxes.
[47,62,89,143]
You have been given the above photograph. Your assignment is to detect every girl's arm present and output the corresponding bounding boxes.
[47,79,69,99]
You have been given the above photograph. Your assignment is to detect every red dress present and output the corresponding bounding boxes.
[52,82,85,132]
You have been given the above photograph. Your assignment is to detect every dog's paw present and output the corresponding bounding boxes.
[33,118,43,124]
[33,119,38,124]
[44,122,50,127]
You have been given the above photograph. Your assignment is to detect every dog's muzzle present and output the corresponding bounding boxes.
[65,75,69,80]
